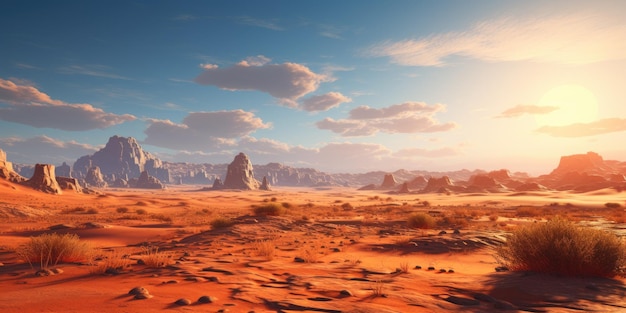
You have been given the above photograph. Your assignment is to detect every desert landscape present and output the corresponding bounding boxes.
[2,1,626,312]
[1,137,626,312]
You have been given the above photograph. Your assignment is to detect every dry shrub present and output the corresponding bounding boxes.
[341,202,354,210]
[150,213,173,223]
[253,203,285,216]
[489,214,499,222]
[90,249,132,274]
[15,233,93,269]
[141,246,173,268]
[116,207,129,213]
[135,208,147,215]
[407,213,436,229]
[299,245,323,263]
[605,202,622,209]
[210,217,234,229]
[496,218,626,277]
[253,239,276,260]
[515,206,542,218]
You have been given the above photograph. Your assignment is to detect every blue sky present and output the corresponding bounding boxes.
[1,0,625,174]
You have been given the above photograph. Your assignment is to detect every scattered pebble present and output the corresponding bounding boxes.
[174,298,191,306]
[495,266,509,272]
[427,266,435,271]
[339,289,353,297]
[439,230,447,235]
[414,265,422,269]
[294,257,305,263]
[198,295,217,303]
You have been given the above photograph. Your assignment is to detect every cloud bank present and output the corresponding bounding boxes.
[0,135,99,164]
[535,118,626,137]
[0,78,135,131]
[300,92,352,112]
[369,14,626,66]
[497,104,559,118]
[195,56,329,104]
[317,101,456,136]
[143,110,271,150]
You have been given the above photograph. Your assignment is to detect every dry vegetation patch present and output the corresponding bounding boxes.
[15,233,93,269]
[496,218,626,277]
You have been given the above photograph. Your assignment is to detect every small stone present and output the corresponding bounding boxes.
[447,269,455,273]
[174,298,191,306]
[294,257,305,263]
[439,268,447,273]
[427,266,435,271]
[164,280,178,284]
[50,268,63,274]
[438,230,447,235]
[495,266,509,272]
[453,229,461,235]
[198,295,217,303]
[136,259,145,265]
[134,292,153,300]
[414,265,422,269]
[332,247,341,252]
[35,269,54,276]
[339,289,353,297]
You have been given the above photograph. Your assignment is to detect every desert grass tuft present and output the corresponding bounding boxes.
[253,203,285,216]
[496,217,626,277]
[253,239,276,260]
[90,249,132,274]
[15,233,93,269]
[140,246,173,268]
[210,216,234,229]
[407,212,436,229]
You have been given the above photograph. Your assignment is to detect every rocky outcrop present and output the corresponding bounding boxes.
[550,152,607,177]
[0,148,25,183]
[25,164,62,194]
[407,176,428,189]
[259,176,271,191]
[56,177,82,193]
[212,177,223,189]
[487,169,511,181]
[73,135,170,184]
[397,182,410,193]
[85,166,107,188]
[380,174,398,189]
[134,171,165,189]
[222,153,259,190]
[55,162,71,178]
[422,176,453,193]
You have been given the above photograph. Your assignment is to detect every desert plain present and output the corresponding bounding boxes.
[1,180,626,313]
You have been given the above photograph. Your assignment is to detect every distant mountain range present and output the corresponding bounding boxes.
[6,135,626,192]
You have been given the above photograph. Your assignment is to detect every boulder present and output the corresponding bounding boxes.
[222,153,260,190]
[85,166,107,188]
[134,171,165,189]
[380,174,398,189]
[25,164,62,194]
[259,176,271,191]
[0,148,25,183]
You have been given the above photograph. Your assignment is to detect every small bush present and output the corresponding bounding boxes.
[210,217,234,229]
[496,218,626,277]
[86,208,99,214]
[116,207,129,213]
[15,233,93,269]
[135,208,147,215]
[253,239,276,261]
[605,202,622,209]
[253,203,285,216]
[140,246,172,268]
[90,249,131,274]
[407,213,436,229]
[341,202,354,210]
[281,202,293,209]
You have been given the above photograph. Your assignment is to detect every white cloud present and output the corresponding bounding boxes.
[143,110,271,151]
[369,13,626,66]
[497,104,559,118]
[0,78,136,131]
[317,101,456,136]
[195,57,329,102]
[58,64,132,80]
[300,92,352,112]
[0,135,99,165]
[535,118,626,137]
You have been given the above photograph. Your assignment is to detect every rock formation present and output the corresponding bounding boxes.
[259,176,271,191]
[134,171,165,189]
[25,164,62,194]
[422,176,453,193]
[212,177,223,189]
[85,166,108,188]
[55,162,71,178]
[73,135,170,184]
[56,177,82,193]
[0,148,25,183]
[550,152,606,176]
[380,174,398,189]
[222,153,260,190]
[487,169,511,181]
[397,182,410,193]
[407,176,428,189]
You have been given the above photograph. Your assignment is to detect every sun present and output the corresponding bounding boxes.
[535,84,599,127]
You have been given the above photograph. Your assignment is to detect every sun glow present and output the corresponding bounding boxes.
[535,84,599,127]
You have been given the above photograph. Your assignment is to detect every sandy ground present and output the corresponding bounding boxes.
[1,182,625,312]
